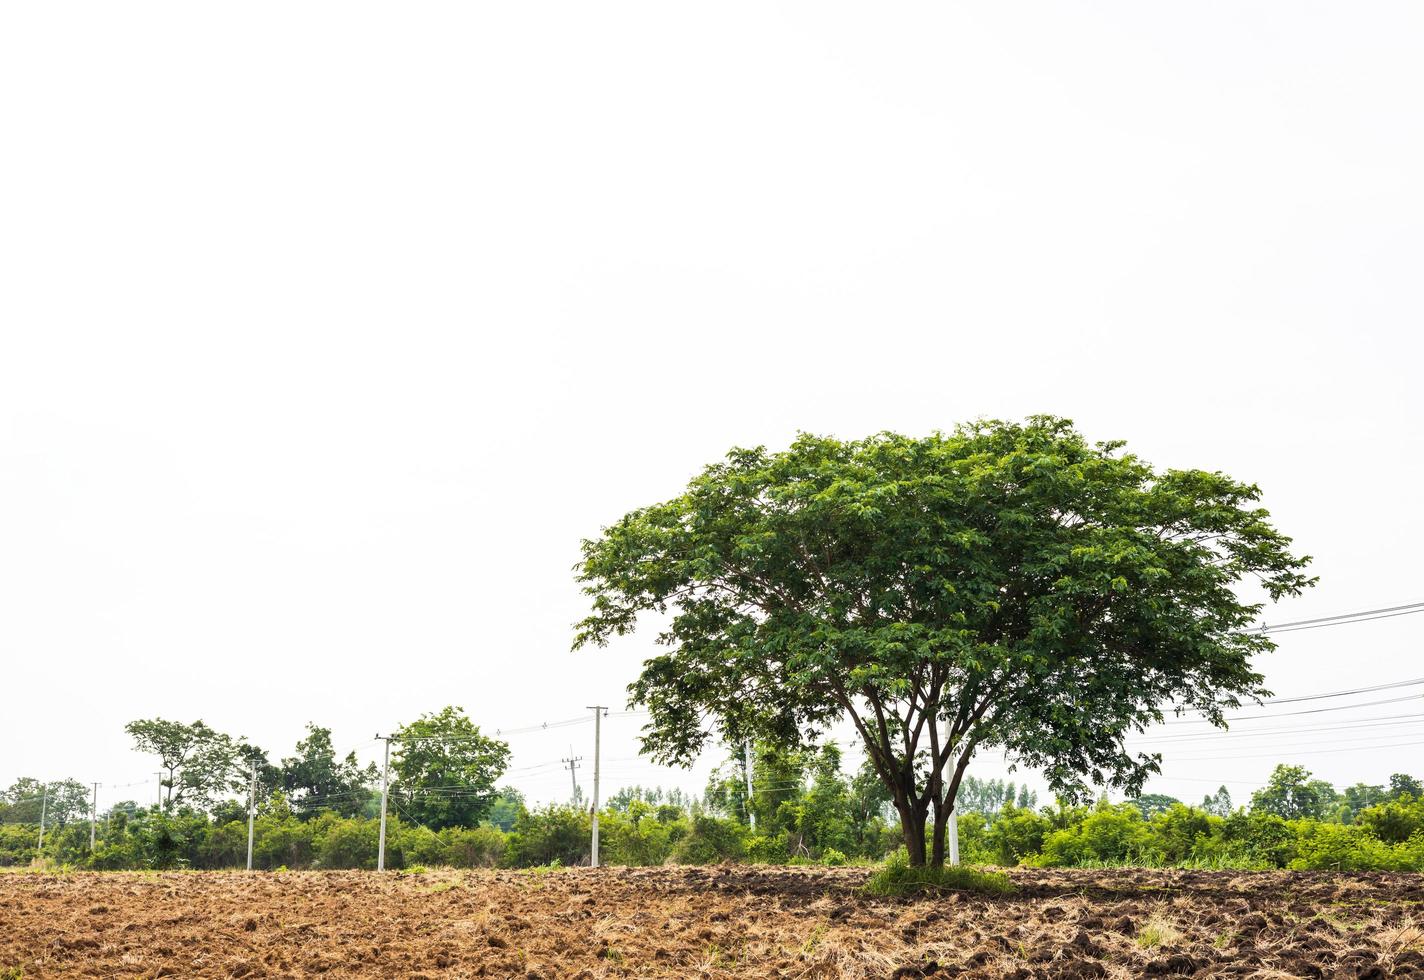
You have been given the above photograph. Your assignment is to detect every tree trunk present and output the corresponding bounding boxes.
[897,802,929,866]
[929,798,951,868]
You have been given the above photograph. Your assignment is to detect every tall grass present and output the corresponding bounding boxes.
[862,848,1015,898]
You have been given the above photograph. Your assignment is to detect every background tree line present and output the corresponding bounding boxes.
[4,707,1422,872]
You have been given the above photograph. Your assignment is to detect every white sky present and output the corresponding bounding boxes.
[2,2,1420,814]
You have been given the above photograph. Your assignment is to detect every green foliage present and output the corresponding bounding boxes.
[1130,794,1183,818]
[957,776,1037,816]
[1039,803,1156,866]
[987,803,1052,865]
[1251,765,1335,821]
[574,418,1312,866]
[507,805,588,867]
[1200,785,1233,817]
[125,718,247,812]
[668,815,747,864]
[1356,794,1424,845]
[390,706,510,830]
[483,787,527,832]
[281,724,377,819]
[863,848,1015,897]
[1289,822,1413,872]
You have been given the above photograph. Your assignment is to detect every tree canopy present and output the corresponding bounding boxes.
[391,706,510,830]
[125,719,245,811]
[280,724,378,818]
[574,417,1313,865]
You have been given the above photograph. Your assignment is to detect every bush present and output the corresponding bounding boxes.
[1289,823,1408,871]
[599,809,679,867]
[508,805,588,867]
[668,816,746,864]
[0,824,36,866]
[862,848,1015,897]
[1357,794,1424,845]
[197,820,249,868]
[988,804,1050,866]
[1038,803,1154,867]
[440,825,507,868]
[744,834,789,864]
[316,817,378,869]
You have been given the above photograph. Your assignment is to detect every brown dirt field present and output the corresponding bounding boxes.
[1,866,1422,979]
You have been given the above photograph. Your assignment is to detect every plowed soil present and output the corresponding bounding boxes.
[2,866,1422,978]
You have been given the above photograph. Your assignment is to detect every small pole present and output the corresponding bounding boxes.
[744,741,756,830]
[37,783,49,855]
[155,772,164,811]
[587,706,606,868]
[245,763,257,871]
[90,783,99,852]
[561,750,582,803]
[377,737,390,871]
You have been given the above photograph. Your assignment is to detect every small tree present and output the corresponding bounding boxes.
[1201,785,1234,817]
[280,724,377,818]
[390,706,510,830]
[125,718,245,811]
[574,418,1312,866]
[1251,764,1334,820]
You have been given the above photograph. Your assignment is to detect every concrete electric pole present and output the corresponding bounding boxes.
[377,737,391,871]
[561,751,583,803]
[37,782,48,854]
[245,763,257,871]
[744,741,756,830]
[587,706,607,868]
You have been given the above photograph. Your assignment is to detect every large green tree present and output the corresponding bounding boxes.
[574,418,1312,866]
[390,706,510,830]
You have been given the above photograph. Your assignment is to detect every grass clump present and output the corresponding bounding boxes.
[1137,914,1184,949]
[862,849,1015,898]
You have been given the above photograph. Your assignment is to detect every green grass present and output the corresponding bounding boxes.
[862,850,1015,898]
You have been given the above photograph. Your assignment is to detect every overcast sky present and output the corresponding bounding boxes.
[2,2,1420,813]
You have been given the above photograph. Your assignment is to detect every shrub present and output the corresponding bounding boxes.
[668,816,746,865]
[988,804,1050,865]
[1357,794,1424,845]
[1038,803,1153,867]
[316,818,378,869]
[1289,823,1406,871]
[507,805,588,867]
[744,834,789,864]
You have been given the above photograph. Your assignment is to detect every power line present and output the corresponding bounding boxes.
[1261,601,1424,632]
[1165,693,1424,725]
[1130,713,1424,745]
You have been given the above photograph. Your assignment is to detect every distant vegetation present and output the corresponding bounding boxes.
[4,710,1421,872]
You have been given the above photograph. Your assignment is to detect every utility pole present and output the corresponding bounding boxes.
[586,706,606,868]
[743,741,756,830]
[941,716,959,866]
[37,782,49,854]
[245,763,257,871]
[377,736,390,872]
[90,783,99,852]
[155,772,165,811]
[561,750,582,803]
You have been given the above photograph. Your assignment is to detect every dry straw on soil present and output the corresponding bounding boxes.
[1,866,1422,978]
